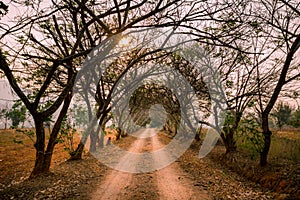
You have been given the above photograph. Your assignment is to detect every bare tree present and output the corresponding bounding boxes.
[0,0,196,175]
[254,0,300,166]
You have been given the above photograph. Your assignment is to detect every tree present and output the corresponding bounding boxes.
[0,1,90,177]
[186,0,300,164]
[6,100,27,128]
[70,0,300,167]
[72,104,89,129]
[253,0,300,166]
[176,0,300,163]
[289,108,300,128]
[1,0,194,175]
[272,102,292,129]
[0,1,9,130]
[2,0,297,175]
[0,106,8,129]
[129,83,180,133]
[70,46,168,158]
[179,0,265,154]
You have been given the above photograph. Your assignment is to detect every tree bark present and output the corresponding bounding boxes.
[116,127,121,140]
[70,129,94,160]
[70,116,98,160]
[45,91,73,169]
[258,34,300,166]
[260,131,271,166]
[98,129,104,148]
[260,112,272,166]
[30,118,48,178]
[196,124,203,141]
[222,112,241,154]
[224,128,237,154]
[121,130,127,137]
[30,92,73,178]
[70,142,85,160]
[89,129,97,152]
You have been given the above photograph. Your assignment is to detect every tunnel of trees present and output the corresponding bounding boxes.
[0,0,299,179]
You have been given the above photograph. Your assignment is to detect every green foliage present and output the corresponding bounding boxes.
[0,107,8,123]
[288,109,300,128]
[56,116,76,155]
[16,128,34,139]
[7,100,27,128]
[269,135,300,164]
[270,103,300,128]
[225,80,233,88]
[12,138,23,144]
[37,100,54,113]
[0,108,6,115]
[237,118,264,160]
[12,129,35,144]
[223,111,235,133]
[272,102,292,129]
[73,105,89,128]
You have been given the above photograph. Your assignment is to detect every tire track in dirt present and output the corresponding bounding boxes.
[92,128,210,200]
[150,129,211,200]
[91,129,159,200]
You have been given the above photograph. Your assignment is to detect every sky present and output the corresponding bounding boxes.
[0,79,18,128]
[0,79,16,103]
[1,0,299,130]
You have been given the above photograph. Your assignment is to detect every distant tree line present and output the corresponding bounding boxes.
[272,102,300,129]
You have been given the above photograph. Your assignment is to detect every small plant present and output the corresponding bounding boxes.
[73,105,89,129]
[271,102,292,129]
[12,138,23,144]
[0,107,9,129]
[7,100,27,129]
[237,118,264,160]
[15,129,35,144]
[288,108,300,128]
[56,116,77,155]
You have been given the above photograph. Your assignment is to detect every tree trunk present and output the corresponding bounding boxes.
[45,92,72,169]
[30,118,48,178]
[70,117,97,160]
[71,102,110,158]
[121,130,127,137]
[223,112,241,154]
[30,93,73,178]
[221,126,238,154]
[116,127,121,140]
[260,131,271,166]
[224,128,237,154]
[89,129,97,152]
[70,124,92,159]
[194,132,201,141]
[258,35,300,166]
[260,113,272,166]
[70,126,91,160]
[195,124,203,141]
[98,130,104,148]
[70,142,85,160]
[98,122,107,148]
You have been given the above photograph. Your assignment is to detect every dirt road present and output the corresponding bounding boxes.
[92,128,210,200]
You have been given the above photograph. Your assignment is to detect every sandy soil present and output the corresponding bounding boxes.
[2,128,296,199]
[92,128,210,200]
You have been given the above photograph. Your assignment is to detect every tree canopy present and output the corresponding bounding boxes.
[0,0,299,176]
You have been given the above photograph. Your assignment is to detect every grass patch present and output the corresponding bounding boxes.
[269,132,300,163]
